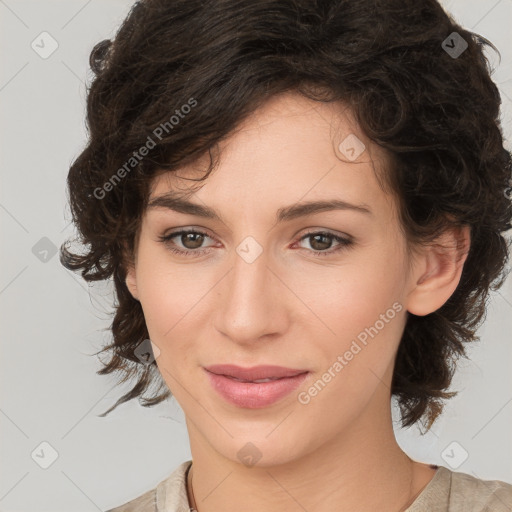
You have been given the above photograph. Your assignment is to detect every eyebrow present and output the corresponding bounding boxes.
[147,192,372,223]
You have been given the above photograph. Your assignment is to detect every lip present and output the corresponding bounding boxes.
[204,364,308,381]
[203,366,309,408]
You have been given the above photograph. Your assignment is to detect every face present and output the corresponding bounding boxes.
[126,92,422,467]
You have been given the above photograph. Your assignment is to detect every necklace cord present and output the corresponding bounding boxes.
[187,464,198,511]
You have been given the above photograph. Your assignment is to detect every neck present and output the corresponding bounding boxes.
[185,382,435,512]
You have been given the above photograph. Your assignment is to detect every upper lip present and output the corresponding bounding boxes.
[204,364,308,381]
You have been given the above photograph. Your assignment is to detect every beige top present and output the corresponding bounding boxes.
[106,460,512,512]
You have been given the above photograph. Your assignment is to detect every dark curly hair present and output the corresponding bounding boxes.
[60,0,512,429]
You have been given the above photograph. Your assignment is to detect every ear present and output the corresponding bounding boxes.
[122,241,140,301]
[406,225,471,316]
[125,264,139,301]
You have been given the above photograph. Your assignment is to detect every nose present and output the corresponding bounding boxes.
[213,246,289,346]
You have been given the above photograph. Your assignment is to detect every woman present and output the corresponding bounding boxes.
[60,0,512,510]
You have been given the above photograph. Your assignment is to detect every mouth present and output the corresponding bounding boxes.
[221,375,290,383]
[203,365,310,408]
[204,364,308,382]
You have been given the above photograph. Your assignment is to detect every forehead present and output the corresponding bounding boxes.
[148,92,393,216]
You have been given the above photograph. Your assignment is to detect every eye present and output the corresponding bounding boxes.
[158,229,216,256]
[294,229,354,257]
[158,228,354,258]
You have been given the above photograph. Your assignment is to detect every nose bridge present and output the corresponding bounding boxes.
[214,234,285,343]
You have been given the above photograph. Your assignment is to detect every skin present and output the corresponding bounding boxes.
[125,91,470,512]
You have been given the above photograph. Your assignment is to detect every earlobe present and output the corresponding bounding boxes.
[406,225,471,316]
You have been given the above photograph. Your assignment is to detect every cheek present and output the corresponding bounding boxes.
[134,241,204,343]
[296,269,405,420]
[298,245,406,339]
[297,245,407,401]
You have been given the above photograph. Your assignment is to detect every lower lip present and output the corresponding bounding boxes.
[204,369,309,408]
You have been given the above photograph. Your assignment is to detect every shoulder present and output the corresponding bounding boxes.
[447,467,512,511]
[410,465,512,512]
[106,488,157,512]
[105,460,193,512]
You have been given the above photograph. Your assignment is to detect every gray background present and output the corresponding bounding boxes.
[0,0,511,510]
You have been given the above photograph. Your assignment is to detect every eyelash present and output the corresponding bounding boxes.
[158,228,353,258]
